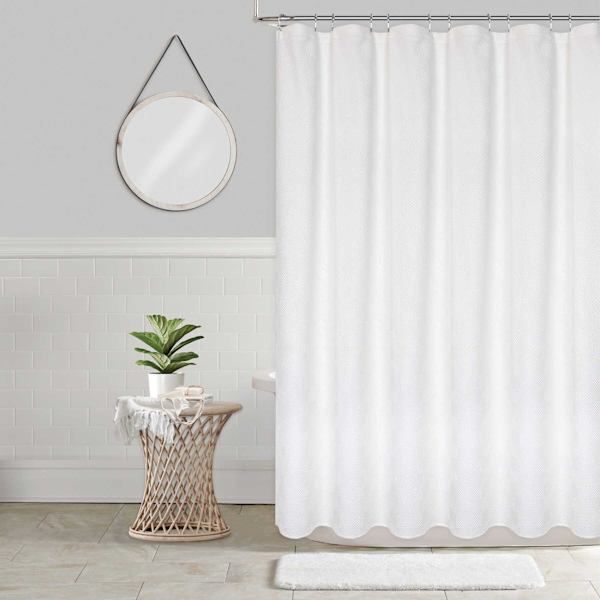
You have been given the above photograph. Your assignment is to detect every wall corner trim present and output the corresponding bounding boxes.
[0,237,276,258]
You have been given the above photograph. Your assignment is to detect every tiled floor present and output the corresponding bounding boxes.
[0,504,599,599]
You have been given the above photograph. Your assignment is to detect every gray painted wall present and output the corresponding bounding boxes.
[0,0,596,236]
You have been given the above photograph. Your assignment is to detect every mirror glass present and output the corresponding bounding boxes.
[117,92,236,211]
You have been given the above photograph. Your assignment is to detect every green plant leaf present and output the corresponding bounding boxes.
[134,347,155,354]
[147,353,170,370]
[169,352,199,363]
[147,315,167,339]
[163,361,196,374]
[166,317,184,333]
[170,335,204,354]
[164,324,202,354]
[130,331,164,353]
[147,315,186,341]
[135,359,165,373]
[132,315,203,371]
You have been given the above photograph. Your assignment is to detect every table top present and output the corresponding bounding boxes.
[178,402,242,417]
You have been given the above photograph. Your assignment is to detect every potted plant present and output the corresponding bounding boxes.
[130,314,203,398]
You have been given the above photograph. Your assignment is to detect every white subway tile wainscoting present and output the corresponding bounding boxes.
[0,241,276,502]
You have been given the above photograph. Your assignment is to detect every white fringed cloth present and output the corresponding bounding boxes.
[114,395,210,444]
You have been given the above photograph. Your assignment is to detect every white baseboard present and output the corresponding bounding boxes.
[0,459,275,504]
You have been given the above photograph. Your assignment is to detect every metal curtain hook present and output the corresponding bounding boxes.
[549,13,553,31]
[387,13,391,32]
[331,13,335,31]
[427,14,432,32]
[370,13,374,32]
[314,13,318,32]
[277,13,282,30]
[447,14,451,31]
[506,14,511,32]
[569,14,572,31]
[488,14,492,32]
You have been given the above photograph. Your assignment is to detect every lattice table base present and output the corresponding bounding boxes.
[129,402,241,542]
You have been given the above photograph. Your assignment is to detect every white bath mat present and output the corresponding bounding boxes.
[274,552,545,591]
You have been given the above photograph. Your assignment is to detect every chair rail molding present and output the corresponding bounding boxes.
[0,237,276,258]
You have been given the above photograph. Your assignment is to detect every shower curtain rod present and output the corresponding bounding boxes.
[253,1,598,27]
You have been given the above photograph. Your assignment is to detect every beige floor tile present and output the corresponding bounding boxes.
[294,593,446,599]
[226,554,283,585]
[23,513,113,543]
[26,527,111,543]
[138,581,293,599]
[0,502,122,515]
[242,504,274,516]
[0,502,47,512]
[98,505,144,545]
[1,504,599,600]
[13,540,157,564]
[0,511,47,537]
[154,543,285,562]
[220,503,243,517]
[0,538,23,560]
[0,503,122,538]
[0,504,51,524]
[569,546,600,580]
[527,547,600,581]
[0,562,85,585]
[114,503,140,521]
[433,546,599,583]
[41,510,119,528]
[55,503,123,515]
[446,580,599,599]
[78,560,229,584]
[571,546,600,559]
[0,582,141,600]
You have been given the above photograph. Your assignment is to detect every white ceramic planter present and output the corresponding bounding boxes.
[148,373,184,398]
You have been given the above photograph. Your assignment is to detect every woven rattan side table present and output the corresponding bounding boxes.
[129,401,242,542]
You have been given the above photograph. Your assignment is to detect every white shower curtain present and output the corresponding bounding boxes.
[276,23,600,539]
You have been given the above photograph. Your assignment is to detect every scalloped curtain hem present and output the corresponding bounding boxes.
[276,523,600,542]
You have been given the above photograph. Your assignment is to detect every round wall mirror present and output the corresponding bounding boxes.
[117,91,236,211]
